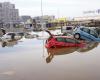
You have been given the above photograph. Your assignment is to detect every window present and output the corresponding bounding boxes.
[66,27,72,30]
[56,37,65,42]
[65,38,79,43]
[82,28,90,33]
[7,33,15,35]
[90,30,98,38]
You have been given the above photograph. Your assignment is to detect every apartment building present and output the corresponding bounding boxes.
[0,2,19,28]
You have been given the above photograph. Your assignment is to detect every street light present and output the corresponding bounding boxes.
[41,0,45,57]
[41,0,44,32]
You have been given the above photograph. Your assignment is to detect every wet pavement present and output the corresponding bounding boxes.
[0,37,100,80]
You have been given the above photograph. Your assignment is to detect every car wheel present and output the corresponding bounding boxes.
[51,46,56,48]
[74,33,80,39]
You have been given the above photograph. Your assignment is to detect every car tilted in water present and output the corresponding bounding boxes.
[73,26,100,42]
[45,35,85,48]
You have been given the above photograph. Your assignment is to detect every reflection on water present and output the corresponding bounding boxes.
[78,42,99,52]
[1,40,18,47]
[46,47,78,63]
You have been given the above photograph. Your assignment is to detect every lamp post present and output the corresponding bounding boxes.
[41,0,44,30]
[41,0,45,57]
[41,0,43,17]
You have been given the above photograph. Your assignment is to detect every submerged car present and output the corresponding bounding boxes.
[1,32,22,41]
[73,26,100,42]
[45,35,85,48]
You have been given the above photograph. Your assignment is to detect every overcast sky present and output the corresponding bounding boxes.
[1,0,100,18]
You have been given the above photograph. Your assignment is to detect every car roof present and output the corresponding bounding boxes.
[53,35,73,39]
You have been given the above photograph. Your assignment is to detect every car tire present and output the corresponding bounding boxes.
[74,33,80,39]
[51,46,56,48]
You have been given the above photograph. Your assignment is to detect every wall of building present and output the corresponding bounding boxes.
[0,2,19,28]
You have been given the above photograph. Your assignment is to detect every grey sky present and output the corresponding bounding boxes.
[1,0,100,17]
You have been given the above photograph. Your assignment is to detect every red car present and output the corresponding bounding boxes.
[45,35,85,48]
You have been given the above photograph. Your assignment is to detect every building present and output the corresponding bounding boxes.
[20,16,32,23]
[46,17,68,29]
[33,15,55,30]
[73,9,100,27]
[20,16,33,29]
[0,2,19,28]
[74,15,100,21]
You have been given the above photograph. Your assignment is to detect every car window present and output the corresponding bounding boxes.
[90,30,98,38]
[56,37,65,42]
[82,28,90,33]
[7,33,15,35]
[66,27,72,30]
[65,38,79,43]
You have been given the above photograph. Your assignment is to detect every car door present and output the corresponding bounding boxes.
[89,30,98,41]
[65,38,76,47]
[56,37,66,47]
[81,28,91,40]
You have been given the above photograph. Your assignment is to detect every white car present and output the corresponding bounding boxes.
[1,32,22,41]
[61,26,74,34]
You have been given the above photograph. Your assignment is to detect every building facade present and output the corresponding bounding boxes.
[0,2,19,28]
[33,15,55,30]
[20,16,33,30]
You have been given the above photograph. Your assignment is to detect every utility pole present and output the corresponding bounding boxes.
[41,0,45,30]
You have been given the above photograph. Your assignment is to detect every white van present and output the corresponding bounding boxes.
[61,26,74,34]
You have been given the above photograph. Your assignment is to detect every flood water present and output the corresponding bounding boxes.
[0,37,100,80]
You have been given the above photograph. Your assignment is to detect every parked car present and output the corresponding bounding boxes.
[45,35,85,48]
[73,26,100,42]
[61,26,74,34]
[1,32,22,41]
